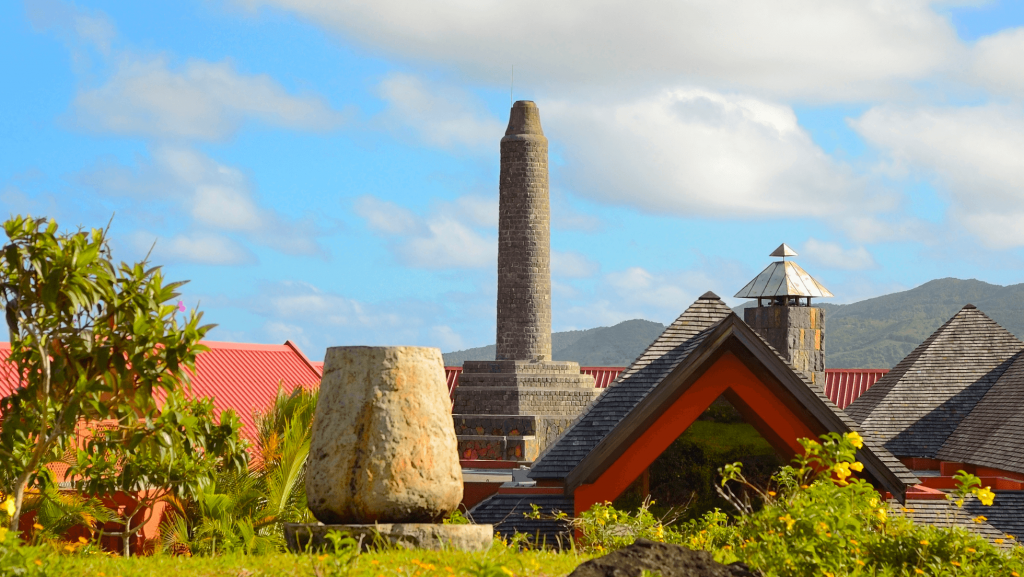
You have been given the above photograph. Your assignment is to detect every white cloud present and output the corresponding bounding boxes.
[376,73,504,150]
[552,250,600,279]
[26,0,116,55]
[970,27,1024,98]
[237,0,963,101]
[852,103,1024,248]
[131,231,257,265]
[800,238,876,270]
[78,145,323,256]
[354,194,496,269]
[834,215,938,244]
[429,325,465,352]
[546,88,883,218]
[72,56,343,140]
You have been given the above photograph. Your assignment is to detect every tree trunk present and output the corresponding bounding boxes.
[8,476,27,532]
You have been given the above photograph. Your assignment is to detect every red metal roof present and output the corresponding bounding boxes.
[0,340,323,442]
[824,368,889,409]
[444,367,885,409]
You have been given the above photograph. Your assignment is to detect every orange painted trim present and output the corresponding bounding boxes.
[573,352,819,517]
[901,458,941,471]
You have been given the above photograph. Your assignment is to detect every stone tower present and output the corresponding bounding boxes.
[451,101,598,463]
[496,101,551,362]
[735,244,832,386]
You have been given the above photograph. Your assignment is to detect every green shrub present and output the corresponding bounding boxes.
[576,432,1024,576]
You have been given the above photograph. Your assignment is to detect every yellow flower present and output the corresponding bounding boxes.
[779,514,796,530]
[78,536,88,544]
[825,572,835,577]
[1011,572,1019,577]
[995,538,1005,544]
[33,560,42,566]
[32,523,43,531]
[875,507,888,521]
[966,548,976,553]
[0,528,6,541]
[1,498,13,517]
[850,461,864,472]
[846,431,864,449]
[973,515,987,523]
[856,560,865,566]
[919,540,929,546]
[767,491,776,497]
[914,569,923,575]
[951,561,960,567]
[977,486,995,506]
[833,462,852,485]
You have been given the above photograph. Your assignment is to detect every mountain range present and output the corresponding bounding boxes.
[443,278,1024,369]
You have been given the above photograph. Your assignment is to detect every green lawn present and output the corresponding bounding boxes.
[44,544,592,577]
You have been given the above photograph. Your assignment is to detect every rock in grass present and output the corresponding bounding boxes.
[568,539,756,577]
[307,346,463,524]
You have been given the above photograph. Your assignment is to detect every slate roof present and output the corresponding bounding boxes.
[529,293,918,500]
[961,492,1024,544]
[894,498,1016,549]
[467,494,573,546]
[938,349,1024,473]
[846,305,1024,459]
[529,295,734,480]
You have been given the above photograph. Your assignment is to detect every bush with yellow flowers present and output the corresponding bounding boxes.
[573,432,1024,576]
[0,493,47,576]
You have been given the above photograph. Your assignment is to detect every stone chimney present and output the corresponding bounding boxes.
[451,101,598,464]
[735,244,832,386]
[497,101,551,362]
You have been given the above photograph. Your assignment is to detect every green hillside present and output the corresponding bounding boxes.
[445,279,1024,370]
[737,278,1024,368]
[442,319,666,366]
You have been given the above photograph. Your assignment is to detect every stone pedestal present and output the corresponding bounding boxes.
[744,306,825,386]
[452,360,598,462]
[284,523,493,553]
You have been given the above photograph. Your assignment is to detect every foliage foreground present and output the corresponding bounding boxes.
[0,433,1023,576]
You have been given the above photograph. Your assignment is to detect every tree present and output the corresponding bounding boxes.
[161,385,318,555]
[69,391,248,556]
[0,215,213,531]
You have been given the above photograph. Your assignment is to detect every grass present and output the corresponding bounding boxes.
[42,542,592,577]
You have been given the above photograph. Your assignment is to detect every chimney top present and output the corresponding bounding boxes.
[505,101,544,137]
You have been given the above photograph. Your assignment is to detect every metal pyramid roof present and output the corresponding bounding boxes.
[770,243,798,258]
[734,260,833,299]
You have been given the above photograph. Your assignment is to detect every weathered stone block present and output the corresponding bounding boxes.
[307,346,462,524]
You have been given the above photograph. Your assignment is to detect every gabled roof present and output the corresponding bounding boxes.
[846,305,1023,459]
[529,295,734,480]
[530,294,917,500]
[938,349,1024,473]
[0,340,323,441]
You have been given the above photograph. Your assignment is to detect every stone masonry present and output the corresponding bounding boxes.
[496,101,551,362]
[744,306,825,386]
[452,101,598,463]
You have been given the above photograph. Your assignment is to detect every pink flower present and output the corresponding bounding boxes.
[177,301,186,313]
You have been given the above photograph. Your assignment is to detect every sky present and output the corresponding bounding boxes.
[3,1,1024,360]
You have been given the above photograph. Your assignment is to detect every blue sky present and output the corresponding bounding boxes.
[3,1,1024,360]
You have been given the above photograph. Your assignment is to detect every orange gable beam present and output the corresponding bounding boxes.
[574,351,819,516]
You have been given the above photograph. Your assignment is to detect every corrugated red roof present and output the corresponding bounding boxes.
[824,368,889,409]
[445,366,885,409]
[0,340,322,442]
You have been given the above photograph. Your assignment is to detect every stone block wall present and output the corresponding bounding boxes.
[744,305,825,386]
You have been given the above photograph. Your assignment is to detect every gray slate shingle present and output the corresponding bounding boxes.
[846,305,1023,459]
[894,498,1016,549]
[467,494,573,545]
[529,297,734,479]
[939,349,1024,473]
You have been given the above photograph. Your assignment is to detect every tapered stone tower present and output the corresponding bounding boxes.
[452,101,597,463]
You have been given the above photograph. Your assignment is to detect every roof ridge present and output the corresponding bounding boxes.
[529,294,732,478]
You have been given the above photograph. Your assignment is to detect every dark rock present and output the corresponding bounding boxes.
[568,539,756,577]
